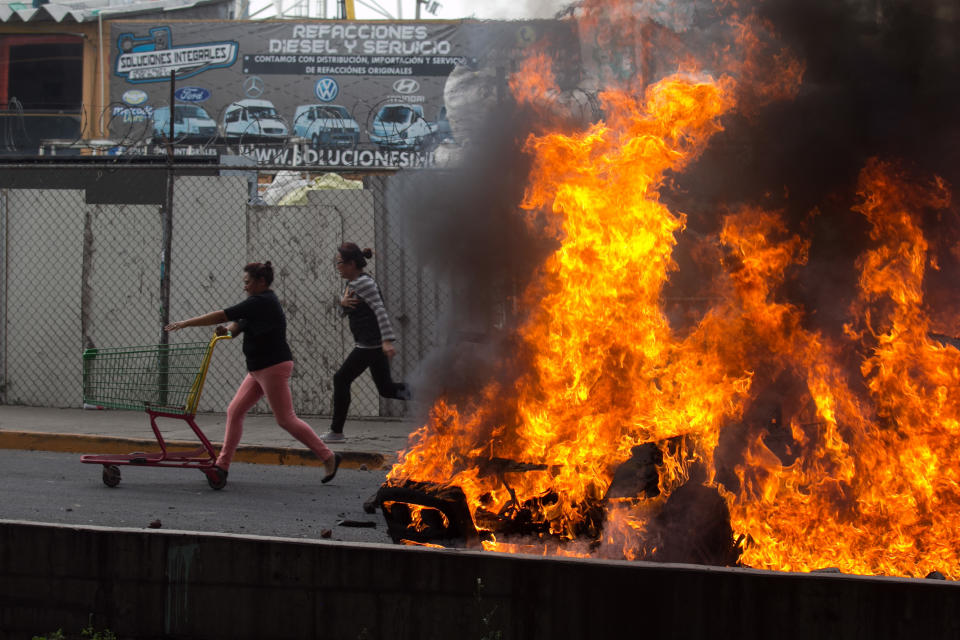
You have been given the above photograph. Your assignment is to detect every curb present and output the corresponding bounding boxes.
[0,430,387,470]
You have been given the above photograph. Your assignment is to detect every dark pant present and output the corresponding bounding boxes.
[331,347,408,433]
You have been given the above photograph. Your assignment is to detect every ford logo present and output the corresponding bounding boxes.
[392,79,420,95]
[175,87,211,102]
[122,89,148,106]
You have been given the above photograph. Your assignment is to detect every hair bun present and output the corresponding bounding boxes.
[362,248,373,258]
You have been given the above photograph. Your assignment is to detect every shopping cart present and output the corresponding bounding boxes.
[80,333,233,489]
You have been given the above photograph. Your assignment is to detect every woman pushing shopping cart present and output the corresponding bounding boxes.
[82,261,341,489]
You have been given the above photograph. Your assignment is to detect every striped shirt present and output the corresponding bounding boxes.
[344,273,397,347]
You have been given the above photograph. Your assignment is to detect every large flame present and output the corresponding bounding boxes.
[722,159,958,577]
[388,3,960,579]
[393,70,747,540]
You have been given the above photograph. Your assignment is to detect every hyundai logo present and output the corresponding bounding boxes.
[315,77,339,102]
[175,87,211,102]
[392,79,420,95]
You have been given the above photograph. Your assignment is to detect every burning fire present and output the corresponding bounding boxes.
[386,2,960,579]
[727,159,959,577]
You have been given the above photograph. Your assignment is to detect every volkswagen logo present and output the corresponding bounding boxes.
[392,79,420,95]
[243,76,265,98]
[315,77,339,102]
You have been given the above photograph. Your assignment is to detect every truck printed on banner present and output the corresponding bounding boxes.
[152,105,219,143]
[292,104,361,149]
[369,103,437,150]
[115,26,239,83]
[222,99,289,142]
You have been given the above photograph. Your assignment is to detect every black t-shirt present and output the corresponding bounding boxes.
[223,290,293,371]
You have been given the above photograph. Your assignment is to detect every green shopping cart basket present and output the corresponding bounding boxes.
[80,333,233,489]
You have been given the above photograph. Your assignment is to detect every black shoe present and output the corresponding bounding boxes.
[321,453,342,484]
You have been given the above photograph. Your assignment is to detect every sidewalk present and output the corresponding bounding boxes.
[0,404,419,470]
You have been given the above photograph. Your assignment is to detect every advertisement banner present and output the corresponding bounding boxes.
[108,20,580,168]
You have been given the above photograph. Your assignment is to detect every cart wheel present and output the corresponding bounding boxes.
[205,466,228,490]
[102,465,121,488]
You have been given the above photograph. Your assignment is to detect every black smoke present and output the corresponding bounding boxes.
[385,96,556,407]
[666,0,960,336]
[392,0,960,406]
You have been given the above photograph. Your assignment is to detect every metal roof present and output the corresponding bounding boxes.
[0,0,231,23]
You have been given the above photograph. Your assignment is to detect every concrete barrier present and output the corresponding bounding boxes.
[2,519,958,639]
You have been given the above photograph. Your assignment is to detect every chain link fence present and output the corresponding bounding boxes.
[0,161,451,421]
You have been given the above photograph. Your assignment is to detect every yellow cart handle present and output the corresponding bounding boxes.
[184,332,233,415]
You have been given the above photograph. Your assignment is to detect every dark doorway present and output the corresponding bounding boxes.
[1,35,83,153]
[8,41,82,110]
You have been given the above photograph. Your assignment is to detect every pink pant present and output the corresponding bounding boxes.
[216,360,332,469]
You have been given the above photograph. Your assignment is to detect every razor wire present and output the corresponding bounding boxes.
[0,160,451,421]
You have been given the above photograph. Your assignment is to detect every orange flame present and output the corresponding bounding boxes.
[387,3,960,580]
[722,12,805,111]
[726,160,958,577]
[391,72,746,546]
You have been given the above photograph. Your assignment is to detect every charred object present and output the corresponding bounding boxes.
[373,439,740,566]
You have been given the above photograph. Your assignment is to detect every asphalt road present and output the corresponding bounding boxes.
[0,449,394,544]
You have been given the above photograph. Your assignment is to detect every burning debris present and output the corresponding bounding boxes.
[374,438,738,566]
[378,0,960,580]
[378,480,480,547]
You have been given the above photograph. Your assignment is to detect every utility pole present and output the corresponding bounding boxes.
[158,69,177,404]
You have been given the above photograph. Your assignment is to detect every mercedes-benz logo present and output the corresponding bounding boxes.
[243,76,265,98]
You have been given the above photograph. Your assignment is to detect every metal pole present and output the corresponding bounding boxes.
[0,188,7,405]
[98,12,104,134]
[161,70,175,340]
[159,71,176,401]
[167,72,175,145]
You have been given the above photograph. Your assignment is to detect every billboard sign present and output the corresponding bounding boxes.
[108,19,579,168]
